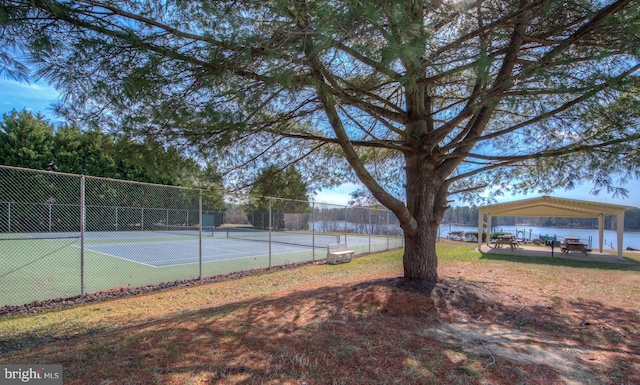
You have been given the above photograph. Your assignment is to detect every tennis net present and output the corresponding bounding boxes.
[0,232,81,241]
[149,223,215,236]
[225,227,340,248]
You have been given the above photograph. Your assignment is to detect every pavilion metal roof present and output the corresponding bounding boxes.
[478,195,632,218]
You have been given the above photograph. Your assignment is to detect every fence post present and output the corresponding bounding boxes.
[199,192,203,280]
[312,201,315,261]
[344,206,348,245]
[141,208,144,231]
[48,204,52,232]
[368,208,371,254]
[386,210,390,250]
[80,175,86,297]
[268,198,272,268]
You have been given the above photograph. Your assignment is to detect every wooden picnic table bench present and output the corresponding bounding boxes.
[493,235,519,250]
[561,242,592,255]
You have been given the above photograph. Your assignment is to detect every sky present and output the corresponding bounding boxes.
[0,78,63,122]
[2,77,639,208]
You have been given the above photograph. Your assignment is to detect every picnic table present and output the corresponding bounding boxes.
[561,237,591,255]
[494,235,518,250]
[562,242,591,255]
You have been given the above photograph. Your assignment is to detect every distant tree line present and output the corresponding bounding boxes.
[443,205,640,231]
[0,109,211,186]
[244,165,311,230]
[0,110,321,232]
[0,110,235,233]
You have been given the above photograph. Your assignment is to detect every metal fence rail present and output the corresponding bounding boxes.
[0,165,404,307]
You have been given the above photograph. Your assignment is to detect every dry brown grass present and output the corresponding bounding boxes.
[1,240,639,384]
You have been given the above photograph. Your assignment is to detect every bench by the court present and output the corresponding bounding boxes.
[326,243,354,264]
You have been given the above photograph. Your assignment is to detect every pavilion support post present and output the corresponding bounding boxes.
[598,214,605,253]
[485,215,493,247]
[617,212,624,258]
[477,211,484,251]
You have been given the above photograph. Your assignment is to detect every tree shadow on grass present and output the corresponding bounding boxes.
[0,277,638,384]
[479,249,640,271]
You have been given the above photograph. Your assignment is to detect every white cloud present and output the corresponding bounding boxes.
[0,78,60,117]
[313,183,359,206]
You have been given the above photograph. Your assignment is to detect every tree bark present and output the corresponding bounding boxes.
[402,152,448,282]
[403,219,440,281]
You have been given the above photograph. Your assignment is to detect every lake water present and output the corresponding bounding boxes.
[312,220,640,250]
[440,224,640,250]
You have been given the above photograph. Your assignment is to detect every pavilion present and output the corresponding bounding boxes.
[477,196,632,258]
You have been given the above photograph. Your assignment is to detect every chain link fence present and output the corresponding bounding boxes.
[0,165,404,307]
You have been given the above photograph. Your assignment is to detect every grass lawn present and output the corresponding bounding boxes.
[1,240,639,384]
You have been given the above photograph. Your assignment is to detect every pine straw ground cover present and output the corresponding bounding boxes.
[1,241,639,385]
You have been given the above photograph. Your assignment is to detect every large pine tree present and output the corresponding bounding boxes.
[2,0,639,281]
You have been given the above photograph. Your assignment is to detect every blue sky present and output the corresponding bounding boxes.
[2,78,638,208]
[316,182,640,207]
[0,78,64,123]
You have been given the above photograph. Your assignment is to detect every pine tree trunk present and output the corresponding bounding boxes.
[403,219,439,281]
[402,153,447,282]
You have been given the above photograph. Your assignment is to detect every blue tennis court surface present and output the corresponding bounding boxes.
[81,232,388,267]
[85,237,319,267]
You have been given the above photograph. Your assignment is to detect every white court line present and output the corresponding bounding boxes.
[84,243,263,268]
[74,245,158,268]
[158,246,315,267]
[79,238,322,268]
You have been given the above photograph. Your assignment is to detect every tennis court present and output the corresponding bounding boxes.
[83,227,394,266]
[0,228,399,306]
[0,165,405,307]
[83,229,346,267]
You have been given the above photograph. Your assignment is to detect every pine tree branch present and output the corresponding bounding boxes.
[293,0,415,234]
[226,142,327,193]
[448,134,640,182]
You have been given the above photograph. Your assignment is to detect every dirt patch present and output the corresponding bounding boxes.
[349,277,512,322]
[341,276,639,385]
[420,323,599,385]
